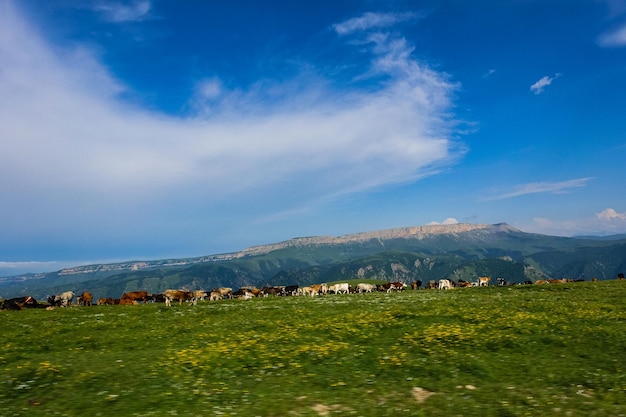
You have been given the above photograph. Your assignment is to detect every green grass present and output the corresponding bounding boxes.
[1,281,625,416]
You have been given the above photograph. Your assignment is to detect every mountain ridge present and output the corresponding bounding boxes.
[2,222,501,280]
[1,222,625,299]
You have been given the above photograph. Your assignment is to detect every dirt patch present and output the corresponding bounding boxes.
[412,386,437,403]
[311,403,353,416]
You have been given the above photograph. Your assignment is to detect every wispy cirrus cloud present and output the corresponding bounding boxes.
[484,178,593,201]
[598,23,626,47]
[530,73,561,94]
[333,11,417,35]
[482,69,496,78]
[93,0,151,23]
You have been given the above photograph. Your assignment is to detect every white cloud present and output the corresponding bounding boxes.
[333,12,417,35]
[0,4,462,252]
[427,218,459,226]
[524,208,626,237]
[596,208,626,221]
[484,178,592,201]
[93,1,151,23]
[530,73,561,94]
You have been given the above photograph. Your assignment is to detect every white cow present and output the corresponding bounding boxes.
[48,291,75,307]
[438,279,452,290]
[355,283,376,293]
[328,283,350,294]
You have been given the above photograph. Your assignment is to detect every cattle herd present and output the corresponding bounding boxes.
[1,274,624,310]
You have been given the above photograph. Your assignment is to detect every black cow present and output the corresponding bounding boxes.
[261,286,282,297]
[281,285,299,296]
[1,296,39,310]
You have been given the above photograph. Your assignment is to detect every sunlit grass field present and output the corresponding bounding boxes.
[1,281,625,416]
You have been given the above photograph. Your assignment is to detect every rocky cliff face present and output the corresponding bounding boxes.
[237,223,503,257]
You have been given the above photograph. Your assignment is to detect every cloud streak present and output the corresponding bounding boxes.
[333,12,417,35]
[93,0,152,23]
[484,178,593,201]
[598,23,626,47]
[0,5,462,257]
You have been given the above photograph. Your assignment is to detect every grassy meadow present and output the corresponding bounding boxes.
[1,281,625,416]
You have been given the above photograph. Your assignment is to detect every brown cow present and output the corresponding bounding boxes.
[163,289,195,306]
[477,277,491,287]
[121,291,148,303]
[79,291,93,306]
[97,297,115,305]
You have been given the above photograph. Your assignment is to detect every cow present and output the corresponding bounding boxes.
[261,286,282,297]
[411,280,422,290]
[48,291,75,307]
[1,296,39,310]
[144,293,166,303]
[208,290,223,301]
[535,279,550,285]
[212,287,233,299]
[235,286,263,298]
[328,283,350,294]
[281,285,299,296]
[1,298,23,310]
[617,273,624,280]
[248,288,264,297]
[309,283,328,295]
[477,277,490,287]
[384,282,407,293]
[299,286,318,297]
[424,280,437,290]
[193,290,208,302]
[79,291,93,306]
[457,280,472,288]
[97,297,115,305]
[163,289,195,306]
[355,283,376,293]
[119,297,137,305]
[438,279,452,290]
[121,291,149,304]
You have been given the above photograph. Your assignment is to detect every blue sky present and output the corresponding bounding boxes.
[1,0,626,276]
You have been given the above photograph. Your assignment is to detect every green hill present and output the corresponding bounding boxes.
[1,223,625,299]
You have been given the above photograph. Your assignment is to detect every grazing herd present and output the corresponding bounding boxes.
[1,274,624,310]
